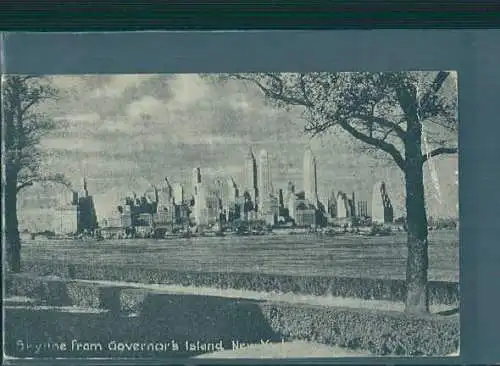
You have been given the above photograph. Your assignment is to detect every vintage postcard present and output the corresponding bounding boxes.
[2,71,459,360]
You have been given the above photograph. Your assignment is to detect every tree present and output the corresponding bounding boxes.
[2,75,69,273]
[212,71,458,314]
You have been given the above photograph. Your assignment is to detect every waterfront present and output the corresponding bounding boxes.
[21,229,459,282]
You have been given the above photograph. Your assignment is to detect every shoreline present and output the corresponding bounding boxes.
[26,226,456,241]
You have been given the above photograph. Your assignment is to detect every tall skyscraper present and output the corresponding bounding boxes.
[214,179,224,200]
[258,149,272,198]
[83,177,88,197]
[192,167,201,196]
[278,189,284,209]
[227,177,239,200]
[156,177,173,211]
[192,167,207,226]
[243,148,258,206]
[328,190,337,218]
[303,148,319,207]
[222,177,238,207]
[258,149,272,216]
[173,183,184,205]
[196,183,208,226]
[288,193,297,220]
[285,181,295,209]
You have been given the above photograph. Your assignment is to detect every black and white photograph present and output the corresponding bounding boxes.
[3,71,459,359]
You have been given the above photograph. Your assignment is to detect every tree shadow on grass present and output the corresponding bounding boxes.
[4,293,281,359]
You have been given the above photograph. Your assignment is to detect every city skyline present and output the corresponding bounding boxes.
[17,73,458,230]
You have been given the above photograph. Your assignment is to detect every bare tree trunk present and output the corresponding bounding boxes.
[5,170,21,273]
[403,107,429,314]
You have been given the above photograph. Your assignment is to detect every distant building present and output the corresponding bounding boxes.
[327,190,337,218]
[224,201,241,223]
[55,206,78,235]
[206,191,221,225]
[153,209,174,224]
[192,168,201,196]
[221,177,239,219]
[100,214,121,229]
[77,179,98,234]
[52,188,78,235]
[157,178,174,210]
[357,200,368,217]
[258,149,272,209]
[278,189,284,209]
[136,213,153,227]
[195,182,209,226]
[192,168,211,226]
[173,183,184,205]
[372,182,394,224]
[259,194,279,225]
[287,192,297,220]
[121,212,133,228]
[336,192,349,219]
[243,147,258,208]
[303,149,319,208]
[295,203,317,228]
[175,203,190,225]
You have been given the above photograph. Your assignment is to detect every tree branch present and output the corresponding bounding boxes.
[16,173,72,194]
[351,113,406,139]
[419,71,450,113]
[338,118,406,170]
[229,74,313,107]
[21,98,43,116]
[16,180,34,193]
[422,146,458,163]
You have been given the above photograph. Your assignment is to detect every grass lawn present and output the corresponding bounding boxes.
[21,229,459,282]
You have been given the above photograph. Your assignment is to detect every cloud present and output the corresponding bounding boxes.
[126,95,165,120]
[90,75,156,99]
[40,137,105,154]
[22,72,458,228]
[167,74,211,108]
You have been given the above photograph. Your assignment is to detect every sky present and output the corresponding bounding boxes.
[16,73,459,231]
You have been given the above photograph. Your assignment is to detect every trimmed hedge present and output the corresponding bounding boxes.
[259,302,459,356]
[65,282,124,311]
[23,260,459,305]
[4,274,459,357]
[120,288,149,313]
[5,273,73,306]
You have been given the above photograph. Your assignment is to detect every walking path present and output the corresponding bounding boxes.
[77,278,456,314]
[195,340,373,358]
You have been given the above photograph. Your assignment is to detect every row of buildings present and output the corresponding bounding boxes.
[97,148,395,237]
[48,147,395,237]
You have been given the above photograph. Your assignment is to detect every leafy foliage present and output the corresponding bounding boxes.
[211,71,458,170]
[3,75,70,192]
[209,71,459,314]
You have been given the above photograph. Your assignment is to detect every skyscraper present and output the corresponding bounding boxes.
[227,177,239,200]
[157,177,173,211]
[278,189,284,209]
[303,148,319,207]
[192,167,201,196]
[192,167,207,226]
[214,179,224,200]
[173,183,184,205]
[288,192,297,220]
[196,183,208,226]
[222,177,239,222]
[222,177,238,207]
[258,149,272,197]
[243,147,258,206]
